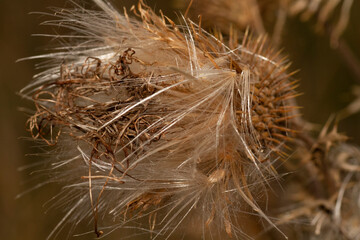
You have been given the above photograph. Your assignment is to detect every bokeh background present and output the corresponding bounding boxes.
[0,0,359,239]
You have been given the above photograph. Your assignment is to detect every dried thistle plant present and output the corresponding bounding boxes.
[177,0,274,36]
[172,6,360,239]
[179,0,354,47]
[288,0,354,47]
[21,0,301,239]
[277,120,360,239]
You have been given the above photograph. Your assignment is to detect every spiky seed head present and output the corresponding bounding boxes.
[23,0,300,238]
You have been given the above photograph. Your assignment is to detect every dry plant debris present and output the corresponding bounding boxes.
[22,0,300,239]
[21,0,360,239]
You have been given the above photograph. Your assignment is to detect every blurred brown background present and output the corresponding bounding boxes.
[0,1,359,240]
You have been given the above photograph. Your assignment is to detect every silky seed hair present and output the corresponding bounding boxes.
[22,0,299,239]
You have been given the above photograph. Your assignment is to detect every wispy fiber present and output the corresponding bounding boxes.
[22,0,300,239]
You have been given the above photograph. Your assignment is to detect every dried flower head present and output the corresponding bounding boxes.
[289,0,354,47]
[176,0,274,35]
[278,120,360,240]
[180,0,353,47]
[22,0,300,238]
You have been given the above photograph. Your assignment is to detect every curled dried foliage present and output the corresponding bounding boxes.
[23,0,300,239]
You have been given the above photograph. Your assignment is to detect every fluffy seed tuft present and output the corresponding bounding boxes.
[22,0,300,238]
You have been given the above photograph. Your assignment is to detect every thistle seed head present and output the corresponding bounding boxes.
[23,0,300,238]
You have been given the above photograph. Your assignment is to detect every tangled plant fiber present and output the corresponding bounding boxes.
[22,0,301,239]
[176,4,360,240]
